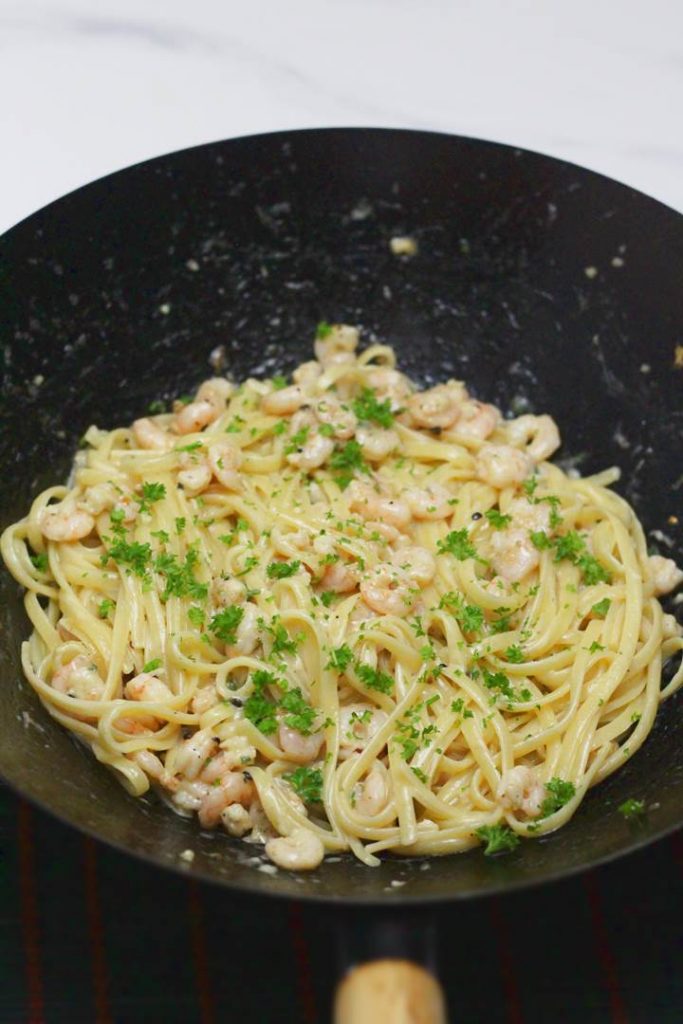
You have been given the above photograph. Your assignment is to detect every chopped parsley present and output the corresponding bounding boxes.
[30,552,49,572]
[101,538,152,579]
[243,671,279,735]
[485,509,512,529]
[266,560,301,580]
[481,668,531,704]
[504,645,525,664]
[209,606,244,645]
[326,644,354,672]
[591,597,612,618]
[319,591,337,608]
[539,777,576,818]
[316,321,333,339]
[530,530,552,550]
[522,476,538,498]
[225,414,246,434]
[476,823,520,856]
[411,766,428,784]
[154,548,208,602]
[187,605,205,627]
[438,592,484,634]
[530,529,611,585]
[284,425,309,455]
[577,554,611,585]
[137,481,166,514]
[437,529,478,561]
[482,668,515,701]
[356,663,394,694]
[553,531,585,563]
[329,440,370,490]
[489,608,513,635]
[450,698,474,719]
[263,617,302,656]
[618,798,645,819]
[351,387,395,428]
[285,766,323,803]
[176,440,203,452]
[271,375,288,390]
[142,658,162,673]
[97,598,114,619]
[280,687,317,735]
[395,703,438,760]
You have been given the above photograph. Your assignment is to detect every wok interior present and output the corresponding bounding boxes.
[1,128,681,903]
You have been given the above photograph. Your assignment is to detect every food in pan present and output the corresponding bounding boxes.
[3,324,682,870]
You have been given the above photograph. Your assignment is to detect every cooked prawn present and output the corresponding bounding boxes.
[475,444,533,489]
[497,765,546,817]
[39,503,94,542]
[505,414,561,462]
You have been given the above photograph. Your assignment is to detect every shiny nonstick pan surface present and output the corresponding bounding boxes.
[1,128,681,905]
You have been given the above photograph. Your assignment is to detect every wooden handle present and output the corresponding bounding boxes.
[334,959,447,1024]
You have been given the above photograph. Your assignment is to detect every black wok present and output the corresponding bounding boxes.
[1,128,682,1018]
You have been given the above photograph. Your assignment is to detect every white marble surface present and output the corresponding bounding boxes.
[1,0,682,231]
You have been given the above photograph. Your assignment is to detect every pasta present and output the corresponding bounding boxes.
[2,323,682,871]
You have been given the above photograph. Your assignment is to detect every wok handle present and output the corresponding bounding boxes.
[333,911,446,1023]
[334,959,446,1024]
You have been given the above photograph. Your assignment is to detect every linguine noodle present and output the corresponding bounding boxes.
[3,323,682,870]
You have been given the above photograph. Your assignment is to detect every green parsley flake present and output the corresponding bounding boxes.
[154,548,208,602]
[530,530,552,550]
[264,618,301,656]
[476,823,520,856]
[437,529,478,560]
[225,415,246,434]
[351,387,395,428]
[329,440,370,490]
[280,688,317,735]
[271,375,288,390]
[284,426,310,456]
[316,321,333,339]
[285,766,323,803]
[618,798,645,819]
[539,778,576,818]
[266,560,301,580]
[209,606,244,645]
[591,597,612,618]
[138,481,166,514]
[553,531,585,563]
[142,658,162,673]
[438,592,484,633]
[326,645,354,671]
[505,645,525,664]
[356,663,394,694]
[188,605,205,627]
[411,766,428,784]
[30,552,49,573]
[450,698,474,719]
[102,538,152,579]
[243,671,279,735]
[98,598,114,619]
[485,509,512,529]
